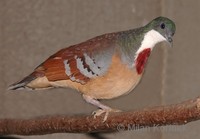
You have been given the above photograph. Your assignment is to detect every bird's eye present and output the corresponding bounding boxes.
[160,23,165,29]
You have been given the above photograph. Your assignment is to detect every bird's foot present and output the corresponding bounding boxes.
[92,108,121,122]
[82,95,121,121]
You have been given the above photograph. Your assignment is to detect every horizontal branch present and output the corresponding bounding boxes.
[0,97,200,135]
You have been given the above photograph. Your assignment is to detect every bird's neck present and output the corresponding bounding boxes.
[118,29,166,74]
[134,29,167,74]
[135,29,166,56]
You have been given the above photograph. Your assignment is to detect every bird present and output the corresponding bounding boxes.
[9,17,176,121]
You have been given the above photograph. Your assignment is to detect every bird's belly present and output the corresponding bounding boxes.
[50,71,141,99]
[81,70,141,99]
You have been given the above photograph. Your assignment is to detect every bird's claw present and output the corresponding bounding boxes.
[92,108,122,122]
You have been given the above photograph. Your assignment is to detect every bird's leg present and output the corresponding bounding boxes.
[82,95,121,121]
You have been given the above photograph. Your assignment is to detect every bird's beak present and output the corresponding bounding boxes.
[165,33,173,47]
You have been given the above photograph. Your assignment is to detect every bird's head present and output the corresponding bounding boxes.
[146,16,176,47]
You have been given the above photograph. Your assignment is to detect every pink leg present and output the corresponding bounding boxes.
[83,95,121,122]
[82,95,111,110]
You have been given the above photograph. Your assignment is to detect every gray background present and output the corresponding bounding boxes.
[0,0,200,139]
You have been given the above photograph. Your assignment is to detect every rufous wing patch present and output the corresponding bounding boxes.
[41,58,69,81]
[36,53,92,84]
[65,56,90,83]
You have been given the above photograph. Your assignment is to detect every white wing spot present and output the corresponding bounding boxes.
[84,53,102,75]
[76,56,97,78]
[53,57,62,59]
[63,60,71,76]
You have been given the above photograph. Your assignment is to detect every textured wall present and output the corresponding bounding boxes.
[0,0,200,139]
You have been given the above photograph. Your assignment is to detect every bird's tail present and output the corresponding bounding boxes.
[8,72,37,90]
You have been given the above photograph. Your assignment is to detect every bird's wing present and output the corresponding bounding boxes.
[35,33,117,84]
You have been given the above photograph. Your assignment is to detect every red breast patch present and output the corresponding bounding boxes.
[135,48,151,74]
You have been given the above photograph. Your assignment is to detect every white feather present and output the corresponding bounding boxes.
[63,60,71,76]
[76,56,97,78]
[83,53,102,75]
[135,29,166,59]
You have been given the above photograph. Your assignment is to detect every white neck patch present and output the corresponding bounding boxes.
[135,29,166,58]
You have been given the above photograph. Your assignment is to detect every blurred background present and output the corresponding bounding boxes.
[0,0,200,139]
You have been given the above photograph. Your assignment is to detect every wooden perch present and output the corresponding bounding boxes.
[0,97,200,136]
